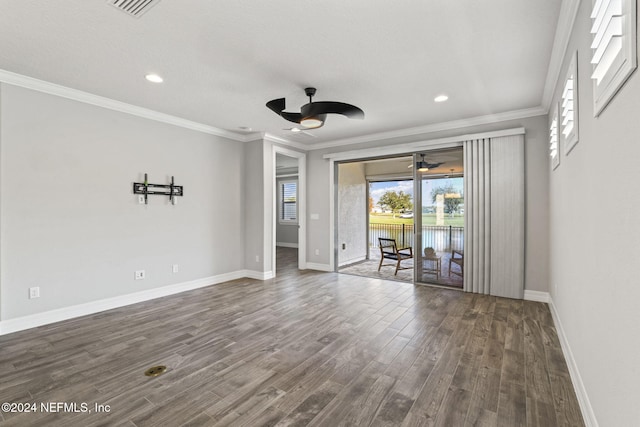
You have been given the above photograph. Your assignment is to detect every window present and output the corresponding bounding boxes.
[562,52,579,154]
[279,180,297,223]
[590,0,637,116]
[550,102,560,170]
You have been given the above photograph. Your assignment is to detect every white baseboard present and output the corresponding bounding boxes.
[548,297,599,427]
[0,270,270,336]
[244,270,274,280]
[305,262,333,272]
[276,242,299,248]
[524,290,550,302]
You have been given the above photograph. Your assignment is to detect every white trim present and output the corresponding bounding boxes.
[308,108,543,150]
[541,0,582,110]
[548,297,599,427]
[305,262,333,272]
[245,270,275,280]
[324,128,525,162]
[0,69,249,142]
[259,108,542,152]
[276,242,299,248]
[0,270,270,336]
[524,290,550,303]
[0,70,548,151]
[262,132,309,150]
[329,160,336,272]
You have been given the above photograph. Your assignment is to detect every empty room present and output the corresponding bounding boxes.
[0,1,638,426]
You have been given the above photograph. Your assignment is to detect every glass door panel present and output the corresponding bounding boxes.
[414,148,464,288]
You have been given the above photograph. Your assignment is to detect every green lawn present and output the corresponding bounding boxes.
[370,213,464,227]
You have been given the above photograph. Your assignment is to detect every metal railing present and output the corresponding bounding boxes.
[369,223,464,253]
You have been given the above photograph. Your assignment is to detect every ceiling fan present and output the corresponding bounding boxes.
[410,154,444,171]
[266,87,364,129]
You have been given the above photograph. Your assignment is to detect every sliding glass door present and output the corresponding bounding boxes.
[414,148,464,288]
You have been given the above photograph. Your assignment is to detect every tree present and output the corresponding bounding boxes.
[431,183,463,215]
[369,196,374,213]
[378,191,413,218]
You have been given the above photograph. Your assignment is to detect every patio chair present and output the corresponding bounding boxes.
[378,238,413,275]
[449,249,464,277]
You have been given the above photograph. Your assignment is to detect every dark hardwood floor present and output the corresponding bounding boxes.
[0,247,583,426]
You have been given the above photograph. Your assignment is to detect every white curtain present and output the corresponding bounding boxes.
[463,135,525,298]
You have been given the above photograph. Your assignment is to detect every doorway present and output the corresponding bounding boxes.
[414,148,464,288]
[336,156,414,283]
[273,148,306,276]
[335,148,464,288]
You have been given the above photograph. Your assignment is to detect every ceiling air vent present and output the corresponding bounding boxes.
[108,0,161,18]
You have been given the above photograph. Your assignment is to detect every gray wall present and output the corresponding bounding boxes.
[548,3,640,426]
[337,163,367,266]
[307,114,550,292]
[0,84,245,320]
[243,139,265,271]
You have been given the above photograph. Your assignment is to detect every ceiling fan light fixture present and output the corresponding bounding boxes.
[416,161,430,172]
[300,117,323,129]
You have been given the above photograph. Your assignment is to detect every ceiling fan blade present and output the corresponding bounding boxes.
[266,98,285,114]
[301,101,364,119]
[280,111,303,124]
[267,98,302,123]
[426,162,444,169]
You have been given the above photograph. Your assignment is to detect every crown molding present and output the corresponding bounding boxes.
[323,127,525,161]
[0,69,550,150]
[0,69,248,142]
[541,0,582,110]
[306,106,546,150]
[260,132,309,150]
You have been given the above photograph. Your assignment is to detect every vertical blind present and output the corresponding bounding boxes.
[463,135,525,299]
[281,181,297,221]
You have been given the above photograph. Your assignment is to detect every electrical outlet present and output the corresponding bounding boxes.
[172,264,179,273]
[138,195,145,204]
[315,249,320,256]
[342,243,346,250]
[255,255,260,263]
[29,287,40,299]
[135,270,145,280]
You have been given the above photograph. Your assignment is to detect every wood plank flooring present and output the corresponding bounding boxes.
[0,248,584,426]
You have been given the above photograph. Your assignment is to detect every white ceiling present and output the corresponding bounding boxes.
[0,0,561,144]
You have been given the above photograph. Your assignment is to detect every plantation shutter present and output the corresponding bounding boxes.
[590,0,637,115]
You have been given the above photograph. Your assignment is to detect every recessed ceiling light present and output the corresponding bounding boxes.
[434,94,449,103]
[290,127,302,133]
[238,126,252,131]
[145,74,163,83]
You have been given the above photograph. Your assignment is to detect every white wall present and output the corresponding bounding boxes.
[337,162,367,266]
[307,115,550,293]
[0,84,245,320]
[548,3,640,426]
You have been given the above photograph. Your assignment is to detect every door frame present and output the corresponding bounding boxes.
[272,146,306,275]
